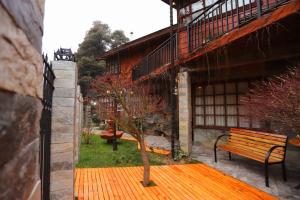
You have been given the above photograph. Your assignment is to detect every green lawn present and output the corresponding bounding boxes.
[76,135,169,168]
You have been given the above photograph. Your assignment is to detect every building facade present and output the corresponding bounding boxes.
[99,0,300,165]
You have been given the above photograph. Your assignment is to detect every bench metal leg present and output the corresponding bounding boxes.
[265,163,269,187]
[214,147,217,162]
[282,162,287,181]
[228,152,232,161]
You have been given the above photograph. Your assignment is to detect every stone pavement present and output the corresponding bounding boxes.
[191,146,300,200]
[122,133,171,150]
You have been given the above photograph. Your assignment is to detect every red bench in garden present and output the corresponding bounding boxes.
[214,128,288,187]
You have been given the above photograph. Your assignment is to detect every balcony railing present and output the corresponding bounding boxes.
[132,34,178,81]
[188,0,291,52]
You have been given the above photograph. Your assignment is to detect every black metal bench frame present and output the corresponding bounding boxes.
[214,133,288,187]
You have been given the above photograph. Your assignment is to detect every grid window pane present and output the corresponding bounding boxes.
[196,116,204,125]
[227,105,237,115]
[205,106,214,114]
[195,97,204,105]
[226,95,236,104]
[206,116,214,125]
[215,106,225,115]
[216,116,225,126]
[215,95,224,104]
[205,96,214,105]
[195,106,204,115]
[227,116,237,127]
[195,87,203,95]
[205,85,214,95]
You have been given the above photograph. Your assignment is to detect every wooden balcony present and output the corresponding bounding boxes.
[75,164,276,199]
[187,0,292,52]
[132,34,177,81]
[131,0,296,82]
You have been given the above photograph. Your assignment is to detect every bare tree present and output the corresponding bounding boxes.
[91,76,165,186]
[242,67,300,135]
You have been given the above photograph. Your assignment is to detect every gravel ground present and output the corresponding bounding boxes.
[122,133,171,150]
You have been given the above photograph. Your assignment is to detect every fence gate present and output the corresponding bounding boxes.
[40,54,55,199]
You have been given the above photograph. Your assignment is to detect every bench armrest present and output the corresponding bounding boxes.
[265,145,286,163]
[214,134,230,149]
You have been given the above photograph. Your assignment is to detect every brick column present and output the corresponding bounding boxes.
[50,61,78,199]
[178,71,192,154]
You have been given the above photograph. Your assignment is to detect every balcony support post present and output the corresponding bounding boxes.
[257,0,262,17]
[169,0,178,159]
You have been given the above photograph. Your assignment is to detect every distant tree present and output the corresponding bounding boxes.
[242,67,300,135]
[111,30,129,48]
[77,21,111,58]
[76,21,129,96]
[92,76,166,186]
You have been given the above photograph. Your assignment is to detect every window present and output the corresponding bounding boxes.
[194,81,259,129]
[106,54,120,74]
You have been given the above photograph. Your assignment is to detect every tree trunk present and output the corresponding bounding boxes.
[139,137,150,186]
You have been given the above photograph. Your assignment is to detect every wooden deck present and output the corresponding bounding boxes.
[75,164,276,200]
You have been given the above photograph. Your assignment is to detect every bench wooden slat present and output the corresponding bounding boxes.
[219,144,283,163]
[228,138,285,157]
[228,137,285,153]
[230,132,286,146]
[226,142,284,160]
[230,129,287,142]
[231,128,287,139]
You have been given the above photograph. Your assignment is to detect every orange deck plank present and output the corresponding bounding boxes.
[76,164,277,200]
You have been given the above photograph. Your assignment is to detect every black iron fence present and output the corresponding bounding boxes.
[188,0,291,52]
[132,34,178,81]
[40,54,55,200]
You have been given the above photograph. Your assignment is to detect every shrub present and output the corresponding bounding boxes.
[242,67,300,135]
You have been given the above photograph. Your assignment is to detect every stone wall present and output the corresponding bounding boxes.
[50,61,82,199]
[193,129,226,155]
[0,0,45,199]
[178,71,192,154]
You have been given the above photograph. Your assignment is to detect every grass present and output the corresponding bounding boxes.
[76,135,169,168]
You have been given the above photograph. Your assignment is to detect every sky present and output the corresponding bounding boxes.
[42,0,176,58]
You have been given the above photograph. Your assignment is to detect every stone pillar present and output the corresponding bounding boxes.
[50,61,78,199]
[75,85,83,163]
[178,71,192,154]
[0,1,45,199]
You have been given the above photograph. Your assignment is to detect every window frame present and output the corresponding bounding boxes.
[106,53,121,75]
[192,80,258,130]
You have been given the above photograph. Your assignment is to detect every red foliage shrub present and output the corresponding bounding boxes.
[242,67,300,135]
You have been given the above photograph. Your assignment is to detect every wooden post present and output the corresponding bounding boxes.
[169,0,177,159]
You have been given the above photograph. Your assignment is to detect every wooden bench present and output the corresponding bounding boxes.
[214,128,288,187]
